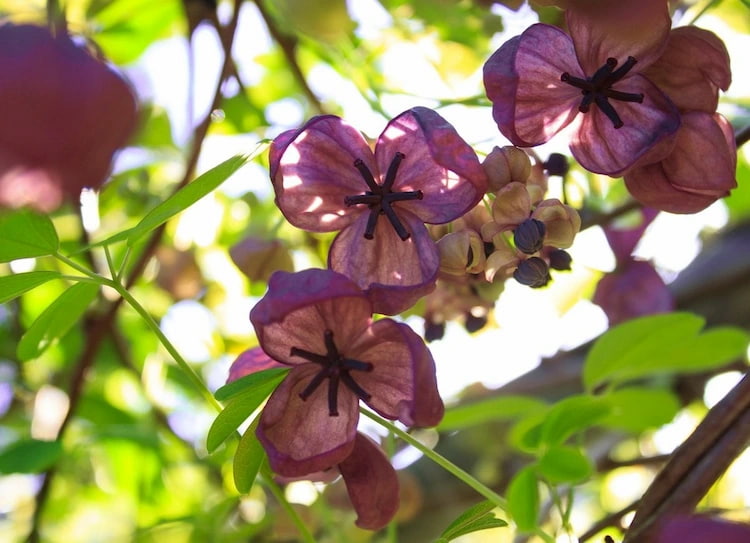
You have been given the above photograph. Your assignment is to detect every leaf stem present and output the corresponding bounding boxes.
[262,473,316,543]
[360,409,508,511]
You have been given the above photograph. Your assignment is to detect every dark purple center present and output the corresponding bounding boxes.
[290,329,373,416]
[560,56,644,129]
[344,152,423,240]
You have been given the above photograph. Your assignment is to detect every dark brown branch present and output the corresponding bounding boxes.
[623,372,750,542]
[579,499,640,543]
[253,0,325,113]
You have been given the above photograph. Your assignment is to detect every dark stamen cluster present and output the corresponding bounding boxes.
[560,56,644,129]
[290,329,373,416]
[345,152,423,240]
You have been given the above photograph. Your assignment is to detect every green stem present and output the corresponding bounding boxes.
[108,280,222,412]
[262,474,316,543]
[360,409,508,511]
[54,252,97,278]
[103,245,118,281]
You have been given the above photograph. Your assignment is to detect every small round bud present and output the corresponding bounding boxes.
[482,146,532,192]
[548,249,572,271]
[437,230,486,276]
[543,153,569,177]
[514,257,551,288]
[464,313,488,334]
[424,320,446,342]
[514,218,546,254]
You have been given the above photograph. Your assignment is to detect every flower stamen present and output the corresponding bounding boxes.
[345,152,423,240]
[560,56,644,129]
[290,329,374,416]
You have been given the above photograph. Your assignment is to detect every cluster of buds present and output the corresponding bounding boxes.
[436,146,580,290]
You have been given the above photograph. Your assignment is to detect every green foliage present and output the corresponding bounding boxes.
[507,466,539,533]
[537,445,593,484]
[438,395,547,431]
[0,270,60,304]
[213,367,289,402]
[207,369,288,453]
[0,209,59,262]
[0,439,62,474]
[16,282,100,361]
[436,500,508,542]
[583,312,749,391]
[233,416,265,494]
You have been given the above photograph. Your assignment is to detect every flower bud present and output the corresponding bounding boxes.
[437,230,486,276]
[482,146,532,192]
[513,257,551,288]
[548,249,573,271]
[0,24,137,212]
[514,218,546,254]
[532,199,581,249]
[230,237,294,283]
[543,153,569,177]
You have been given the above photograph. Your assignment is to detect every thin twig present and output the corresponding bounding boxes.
[579,499,640,543]
[252,0,325,113]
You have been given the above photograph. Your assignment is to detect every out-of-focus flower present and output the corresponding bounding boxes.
[483,1,680,175]
[226,350,399,530]
[0,24,137,212]
[229,236,294,283]
[593,208,673,324]
[624,112,736,214]
[249,268,443,477]
[269,107,487,314]
[658,516,750,543]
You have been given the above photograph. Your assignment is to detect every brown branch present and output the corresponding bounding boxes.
[623,371,750,543]
[579,499,640,543]
[252,0,325,113]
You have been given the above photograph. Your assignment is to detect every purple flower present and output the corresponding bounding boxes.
[0,23,137,211]
[249,268,444,477]
[658,515,750,543]
[624,112,737,214]
[269,107,487,314]
[593,209,673,324]
[226,350,399,531]
[482,1,680,176]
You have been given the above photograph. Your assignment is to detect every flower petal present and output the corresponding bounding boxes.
[375,107,487,223]
[256,364,358,477]
[226,347,286,383]
[329,210,439,315]
[338,433,400,530]
[571,74,680,175]
[492,182,532,229]
[567,0,671,74]
[624,112,736,213]
[351,319,443,427]
[643,26,731,113]
[250,269,372,365]
[658,516,750,543]
[532,199,581,249]
[271,115,376,232]
[483,25,581,147]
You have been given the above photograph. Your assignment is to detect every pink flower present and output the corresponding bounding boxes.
[0,24,137,212]
[483,1,680,175]
[269,107,487,314]
[624,112,737,213]
[249,268,443,477]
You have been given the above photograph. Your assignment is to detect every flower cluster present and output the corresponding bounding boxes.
[0,23,137,212]
[483,0,736,213]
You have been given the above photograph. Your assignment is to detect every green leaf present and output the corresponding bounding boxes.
[233,416,265,494]
[17,282,99,360]
[0,271,60,304]
[127,154,249,246]
[0,439,62,474]
[0,209,59,262]
[213,367,288,402]
[206,374,286,453]
[539,395,611,448]
[507,466,539,533]
[438,396,547,432]
[537,445,593,484]
[600,387,681,433]
[439,500,508,541]
[583,313,749,390]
